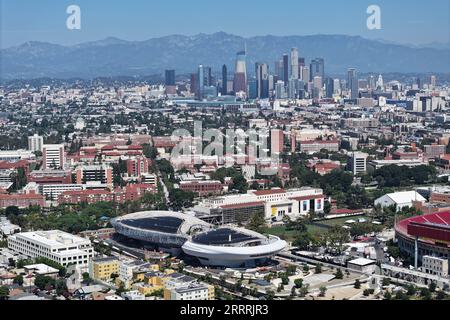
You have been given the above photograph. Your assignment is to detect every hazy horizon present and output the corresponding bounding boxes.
[1,0,449,49]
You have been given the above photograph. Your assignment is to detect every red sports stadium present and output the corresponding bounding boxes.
[395,212,450,264]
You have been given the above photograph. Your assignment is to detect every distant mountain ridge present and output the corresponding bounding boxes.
[1,32,449,80]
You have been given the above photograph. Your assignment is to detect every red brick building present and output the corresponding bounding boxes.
[179,180,223,196]
[28,170,73,185]
[0,193,45,208]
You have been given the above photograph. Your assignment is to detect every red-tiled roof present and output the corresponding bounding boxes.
[220,201,265,210]
[253,189,286,196]
[289,194,324,201]
[396,211,450,247]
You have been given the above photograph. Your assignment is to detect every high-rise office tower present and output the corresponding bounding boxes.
[234,50,248,93]
[333,79,341,95]
[222,65,228,95]
[248,78,257,99]
[288,79,297,99]
[165,69,176,95]
[190,73,199,96]
[325,77,334,99]
[298,58,305,80]
[347,68,359,99]
[301,66,310,83]
[283,54,289,85]
[298,57,305,67]
[290,48,299,80]
[165,70,175,86]
[377,74,384,89]
[310,58,325,85]
[203,66,212,87]
[198,65,205,99]
[255,63,269,99]
[368,75,376,90]
[313,76,322,99]
[275,60,283,78]
[275,81,286,99]
[431,75,437,88]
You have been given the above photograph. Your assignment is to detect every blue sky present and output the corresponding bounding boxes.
[1,0,449,48]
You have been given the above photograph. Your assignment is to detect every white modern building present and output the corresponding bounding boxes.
[8,230,94,267]
[0,150,35,162]
[348,152,368,175]
[195,187,325,222]
[28,134,44,153]
[43,144,65,169]
[374,191,426,211]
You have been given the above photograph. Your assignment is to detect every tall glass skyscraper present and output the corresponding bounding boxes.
[255,63,269,99]
[222,64,228,95]
[165,70,175,86]
[310,58,325,85]
[198,65,204,99]
[325,77,334,98]
[234,50,247,93]
[283,54,289,85]
[290,48,299,80]
[348,68,359,99]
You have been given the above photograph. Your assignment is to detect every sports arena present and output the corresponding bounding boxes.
[395,211,450,266]
[111,211,287,267]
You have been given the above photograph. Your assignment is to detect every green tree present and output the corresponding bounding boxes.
[34,275,55,290]
[13,275,24,286]
[299,284,310,297]
[247,212,267,233]
[319,286,327,297]
[315,264,323,274]
[429,282,437,293]
[334,269,344,280]
[0,286,9,300]
[354,279,361,289]
[294,279,303,289]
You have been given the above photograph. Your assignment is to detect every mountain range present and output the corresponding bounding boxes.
[1,32,449,80]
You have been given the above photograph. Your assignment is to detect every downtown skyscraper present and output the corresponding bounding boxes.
[283,54,289,86]
[290,48,299,80]
[310,58,325,85]
[234,50,248,94]
[255,62,269,99]
[222,64,228,95]
[348,68,359,99]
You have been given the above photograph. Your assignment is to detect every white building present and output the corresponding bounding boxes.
[8,230,94,267]
[348,152,368,175]
[166,283,212,301]
[121,290,145,301]
[195,187,325,222]
[374,191,426,212]
[43,144,65,169]
[0,150,35,162]
[28,134,44,153]
[0,217,21,236]
[347,258,376,274]
[422,256,449,278]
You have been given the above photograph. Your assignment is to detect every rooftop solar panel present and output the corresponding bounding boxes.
[121,217,183,234]
[193,228,259,245]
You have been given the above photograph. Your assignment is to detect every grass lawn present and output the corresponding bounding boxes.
[262,215,370,242]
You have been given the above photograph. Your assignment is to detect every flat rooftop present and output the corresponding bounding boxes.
[192,228,260,246]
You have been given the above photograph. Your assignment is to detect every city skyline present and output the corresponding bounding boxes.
[1,0,449,49]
